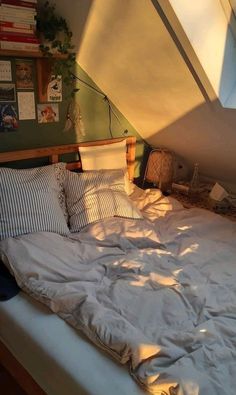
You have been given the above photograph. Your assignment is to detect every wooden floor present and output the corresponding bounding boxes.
[0,363,27,395]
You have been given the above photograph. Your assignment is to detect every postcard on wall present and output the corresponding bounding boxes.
[17,91,36,120]
[0,103,18,133]
[0,61,12,81]
[37,104,59,123]
[47,75,62,102]
[0,83,16,102]
[16,59,34,89]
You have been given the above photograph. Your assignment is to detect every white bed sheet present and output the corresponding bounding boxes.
[0,291,146,395]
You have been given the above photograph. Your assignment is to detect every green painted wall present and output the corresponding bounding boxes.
[0,58,144,176]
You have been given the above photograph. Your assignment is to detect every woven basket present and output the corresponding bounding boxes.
[144,149,173,191]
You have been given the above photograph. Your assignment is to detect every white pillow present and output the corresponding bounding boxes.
[79,140,127,170]
[64,169,143,232]
[79,140,133,195]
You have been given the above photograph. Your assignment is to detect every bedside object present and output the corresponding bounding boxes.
[209,182,229,201]
[143,148,173,192]
[172,186,236,221]
[172,182,189,194]
[189,163,201,202]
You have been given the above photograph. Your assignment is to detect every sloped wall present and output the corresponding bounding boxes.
[49,0,236,191]
[1,1,142,175]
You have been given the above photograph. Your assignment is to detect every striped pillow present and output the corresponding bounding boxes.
[64,169,143,232]
[0,165,69,240]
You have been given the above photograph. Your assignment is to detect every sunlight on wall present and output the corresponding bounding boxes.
[43,0,236,189]
[77,0,205,138]
[169,0,235,104]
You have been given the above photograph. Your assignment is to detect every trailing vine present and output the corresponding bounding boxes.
[36,1,76,86]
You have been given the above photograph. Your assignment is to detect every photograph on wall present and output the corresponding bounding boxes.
[0,83,16,102]
[0,103,18,133]
[15,59,34,89]
[37,103,59,123]
[47,75,62,102]
[0,60,12,81]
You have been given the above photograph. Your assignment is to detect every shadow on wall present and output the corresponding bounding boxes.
[218,9,236,107]
[66,0,94,55]
[147,99,236,189]
[37,0,94,55]
[147,0,236,191]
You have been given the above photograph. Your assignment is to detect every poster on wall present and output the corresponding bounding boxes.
[37,104,59,123]
[16,59,34,89]
[0,103,18,133]
[0,83,16,102]
[17,91,36,120]
[0,60,12,81]
[47,75,62,102]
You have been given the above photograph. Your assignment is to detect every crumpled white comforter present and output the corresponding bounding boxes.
[1,188,236,395]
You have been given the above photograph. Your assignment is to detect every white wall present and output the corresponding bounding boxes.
[44,0,236,190]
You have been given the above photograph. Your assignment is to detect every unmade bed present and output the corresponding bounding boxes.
[1,137,236,395]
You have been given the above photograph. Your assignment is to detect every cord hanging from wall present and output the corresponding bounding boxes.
[70,73,128,138]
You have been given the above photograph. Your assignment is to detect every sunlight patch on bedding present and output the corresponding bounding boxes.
[130,272,177,287]
[136,343,161,364]
[177,225,192,231]
[179,243,199,256]
[150,272,177,286]
[130,275,148,287]
[172,268,183,276]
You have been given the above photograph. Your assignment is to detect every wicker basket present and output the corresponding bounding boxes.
[143,148,173,191]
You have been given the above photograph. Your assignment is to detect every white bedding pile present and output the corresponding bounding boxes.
[1,189,236,395]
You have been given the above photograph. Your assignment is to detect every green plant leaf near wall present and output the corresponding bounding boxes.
[0,58,144,176]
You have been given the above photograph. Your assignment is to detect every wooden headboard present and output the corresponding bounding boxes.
[0,136,136,180]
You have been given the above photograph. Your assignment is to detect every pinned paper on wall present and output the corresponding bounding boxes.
[47,75,62,102]
[17,91,36,120]
[37,103,59,123]
[0,83,16,102]
[0,61,12,81]
[0,103,18,132]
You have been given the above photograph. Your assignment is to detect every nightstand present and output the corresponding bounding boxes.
[171,189,236,222]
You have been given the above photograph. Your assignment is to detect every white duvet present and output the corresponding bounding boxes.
[1,188,236,395]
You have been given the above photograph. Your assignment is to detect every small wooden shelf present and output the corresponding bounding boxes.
[0,49,68,59]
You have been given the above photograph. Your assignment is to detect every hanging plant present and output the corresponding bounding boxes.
[36,1,76,86]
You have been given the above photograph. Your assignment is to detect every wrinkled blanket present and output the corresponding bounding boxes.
[1,190,236,395]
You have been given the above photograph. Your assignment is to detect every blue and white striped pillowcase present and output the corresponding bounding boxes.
[0,165,69,240]
[64,170,143,232]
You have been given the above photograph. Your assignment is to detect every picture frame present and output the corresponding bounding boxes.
[37,103,59,123]
[0,103,18,132]
[0,83,16,102]
[15,59,34,89]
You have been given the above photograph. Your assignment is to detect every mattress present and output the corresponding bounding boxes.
[0,291,146,395]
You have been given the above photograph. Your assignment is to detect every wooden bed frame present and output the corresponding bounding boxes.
[0,136,136,395]
[0,136,136,180]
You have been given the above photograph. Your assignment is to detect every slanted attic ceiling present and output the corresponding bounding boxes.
[44,0,236,190]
